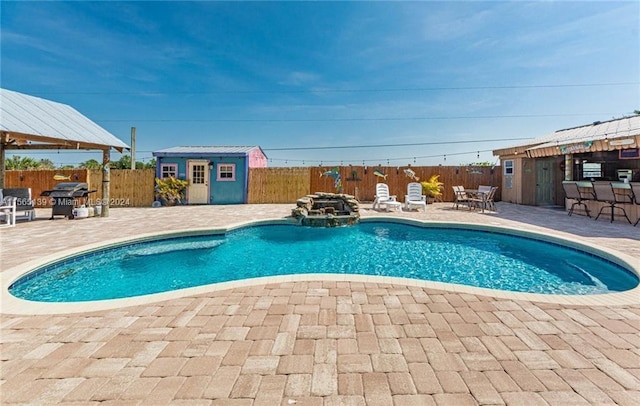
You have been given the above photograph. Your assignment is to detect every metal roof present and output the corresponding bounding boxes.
[530,115,639,147]
[153,146,265,156]
[0,88,128,151]
[493,115,640,157]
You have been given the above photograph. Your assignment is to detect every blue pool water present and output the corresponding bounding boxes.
[9,222,639,302]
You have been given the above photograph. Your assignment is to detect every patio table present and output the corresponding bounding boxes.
[464,189,490,213]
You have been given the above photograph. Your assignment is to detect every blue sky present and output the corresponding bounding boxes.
[2,1,638,167]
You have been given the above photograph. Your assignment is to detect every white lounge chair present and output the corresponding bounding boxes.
[0,196,17,228]
[373,183,400,211]
[404,182,427,212]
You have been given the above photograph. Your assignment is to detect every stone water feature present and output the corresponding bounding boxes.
[291,192,360,227]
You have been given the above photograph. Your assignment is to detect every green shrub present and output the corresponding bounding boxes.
[155,177,188,205]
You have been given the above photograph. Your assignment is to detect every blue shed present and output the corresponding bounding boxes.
[152,146,267,204]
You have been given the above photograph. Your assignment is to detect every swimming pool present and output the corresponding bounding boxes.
[8,220,639,303]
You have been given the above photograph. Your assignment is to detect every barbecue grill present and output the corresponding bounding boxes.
[41,182,96,219]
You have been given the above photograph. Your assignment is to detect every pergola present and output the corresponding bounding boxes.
[0,88,130,217]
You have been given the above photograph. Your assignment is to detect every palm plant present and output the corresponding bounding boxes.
[420,175,444,203]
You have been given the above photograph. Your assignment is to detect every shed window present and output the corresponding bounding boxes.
[504,160,514,175]
[160,164,177,179]
[217,164,236,181]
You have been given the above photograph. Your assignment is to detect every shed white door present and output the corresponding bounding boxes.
[187,161,209,204]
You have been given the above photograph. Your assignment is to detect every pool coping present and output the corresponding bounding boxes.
[2,216,639,315]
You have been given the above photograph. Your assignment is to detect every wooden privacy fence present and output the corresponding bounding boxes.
[248,166,502,204]
[247,167,310,203]
[4,169,156,207]
[5,166,501,206]
[87,169,156,207]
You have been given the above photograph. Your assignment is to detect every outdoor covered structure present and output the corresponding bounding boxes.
[493,115,640,207]
[0,88,129,217]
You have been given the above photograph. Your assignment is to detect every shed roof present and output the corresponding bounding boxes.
[0,88,128,151]
[493,115,640,158]
[153,146,266,157]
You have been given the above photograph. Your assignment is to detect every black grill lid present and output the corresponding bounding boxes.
[52,182,89,191]
[41,182,94,197]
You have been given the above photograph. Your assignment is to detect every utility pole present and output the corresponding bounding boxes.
[130,127,136,170]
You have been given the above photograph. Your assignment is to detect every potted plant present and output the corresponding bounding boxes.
[155,177,188,206]
[420,175,444,203]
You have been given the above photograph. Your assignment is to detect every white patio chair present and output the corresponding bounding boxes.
[372,183,399,211]
[0,196,17,228]
[404,182,427,212]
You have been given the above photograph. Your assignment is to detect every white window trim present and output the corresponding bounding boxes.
[160,163,178,178]
[503,160,514,176]
[217,163,236,181]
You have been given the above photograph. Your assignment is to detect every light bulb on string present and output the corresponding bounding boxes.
[444,155,447,162]
[477,151,480,159]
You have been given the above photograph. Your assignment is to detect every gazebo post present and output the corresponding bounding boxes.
[101,148,110,217]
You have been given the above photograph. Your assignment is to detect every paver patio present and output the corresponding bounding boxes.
[1,202,639,405]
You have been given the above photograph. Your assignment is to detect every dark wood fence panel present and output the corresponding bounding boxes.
[5,169,155,207]
[4,169,87,207]
[250,165,501,203]
[309,165,502,202]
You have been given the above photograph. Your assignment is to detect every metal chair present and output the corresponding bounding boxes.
[592,182,631,224]
[452,186,472,210]
[562,182,591,217]
[484,186,499,212]
[629,182,640,227]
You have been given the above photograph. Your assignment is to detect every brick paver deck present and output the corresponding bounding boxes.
[1,202,639,405]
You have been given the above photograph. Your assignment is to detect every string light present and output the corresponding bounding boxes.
[204,147,500,166]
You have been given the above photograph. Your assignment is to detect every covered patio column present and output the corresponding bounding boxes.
[564,154,573,181]
[101,149,110,217]
[0,134,6,189]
